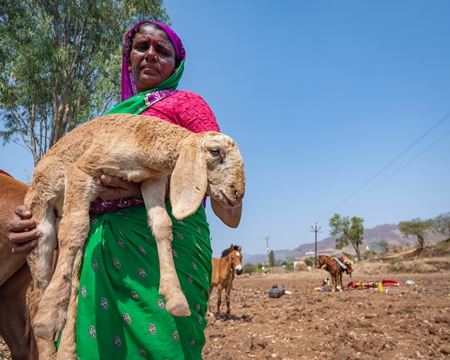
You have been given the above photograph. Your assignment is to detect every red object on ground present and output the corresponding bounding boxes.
[382,279,401,287]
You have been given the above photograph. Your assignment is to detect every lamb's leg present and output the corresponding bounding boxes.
[26,209,58,291]
[141,177,191,317]
[28,279,57,359]
[25,203,58,357]
[26,199,58,321]
[33,166,94,340]
[56,249,83,360]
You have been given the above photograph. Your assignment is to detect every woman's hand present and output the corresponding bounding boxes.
[6,205,41,254]
[6,176,140,255]
[94,174,141,200]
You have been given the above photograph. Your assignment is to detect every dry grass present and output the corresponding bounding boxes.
[355,256,450,276]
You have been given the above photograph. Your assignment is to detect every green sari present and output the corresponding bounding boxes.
[76,202,212,359]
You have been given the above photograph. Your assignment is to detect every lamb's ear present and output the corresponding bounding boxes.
[211,198,242,228]
[170,141,207,220]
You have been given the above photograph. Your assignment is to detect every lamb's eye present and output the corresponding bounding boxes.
[210,148,220,156]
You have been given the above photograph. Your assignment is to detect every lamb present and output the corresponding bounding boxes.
[25,114,245,348]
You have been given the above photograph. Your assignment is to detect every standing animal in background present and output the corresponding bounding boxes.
[24,114,245,352]
[0,171,38,360]
[316,254,353,291]
[209,244,243,317]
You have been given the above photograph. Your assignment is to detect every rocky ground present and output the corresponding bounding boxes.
[2,258,450,360]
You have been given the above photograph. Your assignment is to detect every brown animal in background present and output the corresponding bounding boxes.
[316,254,352,291]
[0,171,38,360]
[209,244,243,317]
[25,114,245,358]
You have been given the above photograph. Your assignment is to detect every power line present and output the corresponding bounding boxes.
[340,128,450,213]
[315,111,450,224]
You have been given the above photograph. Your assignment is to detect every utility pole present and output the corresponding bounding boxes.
[311,223,321,267]
[263,236,270,269]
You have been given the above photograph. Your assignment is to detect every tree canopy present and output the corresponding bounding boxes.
[0,0,170,166]
[398,218,434,250]
[432,212,450,241]
[329,213,364,260]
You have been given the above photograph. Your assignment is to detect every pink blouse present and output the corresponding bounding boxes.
[90,90,219,214]
[141,90,220,133]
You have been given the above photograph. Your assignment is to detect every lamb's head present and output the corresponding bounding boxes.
[202,133,245,208]
[170,131,245,223]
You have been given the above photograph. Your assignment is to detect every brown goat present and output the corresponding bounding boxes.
[25,114,245,358]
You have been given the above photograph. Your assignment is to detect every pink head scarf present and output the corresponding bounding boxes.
[121,20,186,101]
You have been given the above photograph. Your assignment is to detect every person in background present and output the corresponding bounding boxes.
[7,19,226,359]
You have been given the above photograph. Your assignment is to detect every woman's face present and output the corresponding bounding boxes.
[129,25,176,93]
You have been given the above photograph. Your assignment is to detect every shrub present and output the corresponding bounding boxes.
[284,263,294,272]
[304,257,313,267]
[243,263,256,275]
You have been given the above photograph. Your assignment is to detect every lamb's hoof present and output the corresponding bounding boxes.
[33,318,60,341]
[33,305,65,340]
[165,297,191,317]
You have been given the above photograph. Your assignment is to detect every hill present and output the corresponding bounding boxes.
[243,223,446,265]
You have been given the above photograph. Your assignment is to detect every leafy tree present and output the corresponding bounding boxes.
[376,240,390,255]
[329,214,364,260]
[0,0,170,165]
[398,218,434,250]
[433,212,450,241]
[268,250,275,267]
[257,263,263,273]
[242,263,256,275]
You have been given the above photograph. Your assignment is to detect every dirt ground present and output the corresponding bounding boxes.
[203,263,450,360]
[1,261,450,360]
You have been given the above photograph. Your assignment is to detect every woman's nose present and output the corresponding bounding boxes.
[145,46,157,60]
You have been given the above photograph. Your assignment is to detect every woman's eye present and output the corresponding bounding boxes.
[157,47,171,57]
[135,45,146,51]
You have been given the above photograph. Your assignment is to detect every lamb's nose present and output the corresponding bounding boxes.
[235,190,243,204]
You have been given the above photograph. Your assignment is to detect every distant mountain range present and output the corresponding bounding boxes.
[242,223,445,265]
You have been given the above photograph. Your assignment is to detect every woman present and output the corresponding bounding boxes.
[7,20,222,359]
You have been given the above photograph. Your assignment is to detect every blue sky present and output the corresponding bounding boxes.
[1,1,449,257]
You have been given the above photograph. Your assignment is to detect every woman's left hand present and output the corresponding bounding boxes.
[94,175,141,200]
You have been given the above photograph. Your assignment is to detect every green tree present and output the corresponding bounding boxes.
[0,0,170,166]
[433,212,450,241]
[257,263,263,273]
[268,250,275,267]
[329,214,364,260]
[376,240,390,255]
[398,218,434,250]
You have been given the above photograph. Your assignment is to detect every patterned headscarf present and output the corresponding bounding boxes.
[120,20,186,101]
